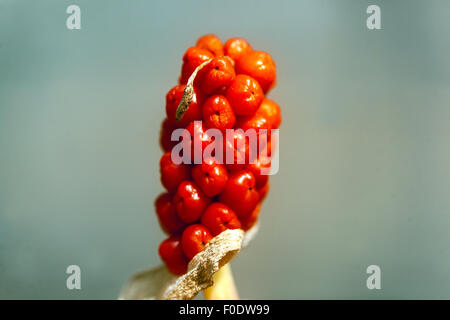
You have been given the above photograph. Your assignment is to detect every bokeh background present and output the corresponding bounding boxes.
[1,0,450,299]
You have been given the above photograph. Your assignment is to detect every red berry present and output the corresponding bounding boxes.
[192,158,228,197]
[160,118,176,152]
[240,203,260,231]
[258,98,282,129]
[196,34,224,57]
[224,37,252,63]
[186,121,213,163]
[223,130,255,171]
[181,224,213,260]
[258,135,273,158]
[155,193,186,235]
[257,181,270,201]
[201,202,241,236]
[202,95,236,132]
[173,181,211,223]
[236,113,273,156]
[236,50,276,93]
[160,152,190,194]
[246,156,271,189]
[180,47,214,84]
[226,74,263,116]
[235,111,271,134]
[166,84,202,127]
[158,236,189,275]
[219,170,259,218]
[198,56,235,95]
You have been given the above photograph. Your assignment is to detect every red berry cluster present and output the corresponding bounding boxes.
[156,34,281,275]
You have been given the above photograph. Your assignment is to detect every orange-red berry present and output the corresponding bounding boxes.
[173,181,211,223]
[223,130,253,172]
[181,224,213,260]
[155,193,186,235]
[235,111,271,134]
[180,47,214,84]
[186,121,213,163]
[257,181,270,201]
[236,50,276,93]
[201,202,241,236]
[160,152,190,194]
[226,74,264,116]
[245,156,271,189]
[202,95,236,132]
[219,170,259,219]
[192,157,229,197]
[196,34,224,57]
[224,37,252,62]
[160,118,176,152]
[158,236,189,275]
[198,56,235,95]
[257,98,282,129]
[240,203,260,231]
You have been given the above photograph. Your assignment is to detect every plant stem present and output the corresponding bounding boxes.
[203,264,239,300]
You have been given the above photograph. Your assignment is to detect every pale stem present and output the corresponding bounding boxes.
[203,264,239,300]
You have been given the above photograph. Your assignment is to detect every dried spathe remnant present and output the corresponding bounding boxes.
[120,229,253,300]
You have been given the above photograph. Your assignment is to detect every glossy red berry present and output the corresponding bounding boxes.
[258,98,282,129]
[240,203,260,231]
[160,151,190,194]
[219,170,259,218]
[246,156,271,189]
[180,47,214,84]
[160,118,176,152]
[173,181,211,223]
[257,135,273,158]
[257,181,270,201]
[224,37,252,63]
[181,224,213,260]
[202,95,236,132]
[226,74,264,116]
[155,193,186,235]
[198,56,235,95]
[158,236,189,275]
[201,202,241,236]
[192,158,228,197]
[166,84,202,127]
[236,50,276,93]
[196,34,224,57]
[235,111,271,134]
[186,121,213,163]
[235,113,272,156]
[223,130,256,171]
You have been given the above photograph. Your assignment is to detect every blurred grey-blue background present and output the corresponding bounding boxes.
[1,0,450,299]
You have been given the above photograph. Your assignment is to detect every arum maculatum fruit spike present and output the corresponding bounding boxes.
[157,34,281,276]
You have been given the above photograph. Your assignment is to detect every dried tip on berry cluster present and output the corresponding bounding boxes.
[175,59,212,121]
